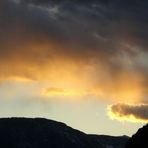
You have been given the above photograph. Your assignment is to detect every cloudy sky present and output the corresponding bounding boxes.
[0,0,148,136]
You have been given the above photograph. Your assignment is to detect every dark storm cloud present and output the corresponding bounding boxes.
[0,0,147,84]
[2,0,148,53]
[109,103,148,122]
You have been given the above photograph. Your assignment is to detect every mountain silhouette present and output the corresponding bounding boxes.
[0,118,128,148]
[126,124,148,148]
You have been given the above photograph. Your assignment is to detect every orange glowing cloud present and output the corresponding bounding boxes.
[41,71,144,102]
[42,87,93,97]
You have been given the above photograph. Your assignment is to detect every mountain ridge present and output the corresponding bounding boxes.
[0,117,129,148]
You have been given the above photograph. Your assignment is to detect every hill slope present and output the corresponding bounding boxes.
[0,118,128,148]
[126,124,148,148]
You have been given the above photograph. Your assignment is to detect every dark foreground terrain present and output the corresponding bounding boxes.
[0,118,128,148]
[126,124,148,148]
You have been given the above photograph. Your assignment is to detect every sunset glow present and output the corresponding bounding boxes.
[0,0,147,136]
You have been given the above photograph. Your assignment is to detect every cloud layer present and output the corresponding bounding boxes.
[0,0,148,120]
[1,0,148,77]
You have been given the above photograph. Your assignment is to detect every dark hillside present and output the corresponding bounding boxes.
[126,124,148,148]
[0,118,128,148]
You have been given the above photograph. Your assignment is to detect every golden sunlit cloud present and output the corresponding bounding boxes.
[42,87,92,97]
[91,70,144,103]
[5,76,34,82]
[107,103,148,123]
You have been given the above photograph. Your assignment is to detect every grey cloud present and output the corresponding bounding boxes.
[110,103,148,121]
[0,0,147,83]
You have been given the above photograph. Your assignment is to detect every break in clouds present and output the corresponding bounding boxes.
[0,0,148,122]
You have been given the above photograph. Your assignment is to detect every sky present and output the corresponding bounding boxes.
[0,0,148,136]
